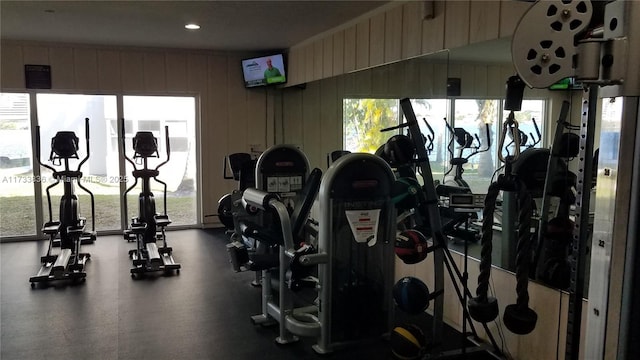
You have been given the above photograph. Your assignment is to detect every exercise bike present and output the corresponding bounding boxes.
[121,118,180,277]
[30,118,96,287]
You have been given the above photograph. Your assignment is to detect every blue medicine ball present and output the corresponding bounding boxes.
[393,277,431,315]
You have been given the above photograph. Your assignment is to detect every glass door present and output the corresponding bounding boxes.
[36,94,119,232]
[0,93,36,237]
[122,96,198,227]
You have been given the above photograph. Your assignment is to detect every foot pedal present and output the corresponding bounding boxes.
[146,243,163,269]
[80,231,97,244]
[226,241,249,272]
[154,215,171,227]
[124,230,137,242]
[52,249,72,277]
[130,223,147,234]
[42,221,61,235]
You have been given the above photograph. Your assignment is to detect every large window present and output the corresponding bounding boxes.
[342,97,547,195]
[36,94,119,232]
[0,93,198,240]
[343,98,399,153]
[0,93,36,237]
[450,99,500,194]
[123,96,198,227]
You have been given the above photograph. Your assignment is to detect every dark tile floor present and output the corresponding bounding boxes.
[1,229,497,360]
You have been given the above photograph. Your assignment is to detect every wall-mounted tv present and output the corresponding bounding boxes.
[241,54,286,88]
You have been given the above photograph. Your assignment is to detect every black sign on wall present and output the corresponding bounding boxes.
[447,77,461,97]
[25,64,52,89]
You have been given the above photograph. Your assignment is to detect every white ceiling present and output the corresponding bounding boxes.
[1,1,388,52]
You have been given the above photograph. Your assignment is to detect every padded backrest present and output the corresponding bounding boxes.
[227,153,252,181]
[290,168,322,239]
[238,159,257,191]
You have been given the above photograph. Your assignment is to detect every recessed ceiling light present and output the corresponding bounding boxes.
[185,23,200,30]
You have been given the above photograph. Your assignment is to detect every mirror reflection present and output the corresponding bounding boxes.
[282,36,595,295]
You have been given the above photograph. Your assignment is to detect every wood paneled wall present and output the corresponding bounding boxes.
[1,40,275,226]
[286,0,532,86]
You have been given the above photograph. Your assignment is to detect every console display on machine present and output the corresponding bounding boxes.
[449,193,485,209]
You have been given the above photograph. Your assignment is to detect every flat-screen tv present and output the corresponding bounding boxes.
[241,54,286,88]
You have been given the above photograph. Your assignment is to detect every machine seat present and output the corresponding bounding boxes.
[240,221,283,246]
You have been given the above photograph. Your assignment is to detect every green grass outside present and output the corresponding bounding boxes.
[0,194,196,237]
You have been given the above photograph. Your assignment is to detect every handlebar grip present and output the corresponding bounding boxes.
[164,125,170,158]
[532,117,541,137]
[484,123,491,148]
[85,118,90,140]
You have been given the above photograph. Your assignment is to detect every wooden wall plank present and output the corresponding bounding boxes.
[120,51,145,92]
[459,64,476,97]
[369,12,385,68]
[165,52,188,92]
[344,25,357,73]
[370,66,389,97]
[143,52,166,92]
[419,61,435,97]
[386,61,404,97]
[313,40,323,81]
[288,47,302,86]
[487,65,504,97]
[49,46,74,90]
[204,54,230,221]
[97,50,121,92]
[444,1,470,50]
[225,55,248,154]
[320,77,341,166]
[73,48,98,91]
[332,31,345,76]
[422,1,446,55]
[469,1,500,44]
[356,19,370,70]
[246,88,267,150]
[499,0,532,38]
[474,65,489,96]
[305,44,315,83]
[384,6,403,63]
[402,1,423,59]
[402,58,421,97]
[302,81,321,168]
[0,43,24,89]
[282,88,304,146]
[433,62,448,98]
[22,45,49,65]
[322,37,333,79]
[186,53,207,92]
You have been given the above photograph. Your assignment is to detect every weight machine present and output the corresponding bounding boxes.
[30,118,95,287]
[511,0,640,358]
[121,118,180,277]
[241,152,396,354]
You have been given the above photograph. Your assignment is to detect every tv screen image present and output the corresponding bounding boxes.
[241,54,286,88]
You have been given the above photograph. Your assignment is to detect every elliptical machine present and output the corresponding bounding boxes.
[121,118,180,277]
[30,118,96,287]
[442,119,491,189]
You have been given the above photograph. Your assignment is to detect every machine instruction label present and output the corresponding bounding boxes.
[345,209,380,247]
